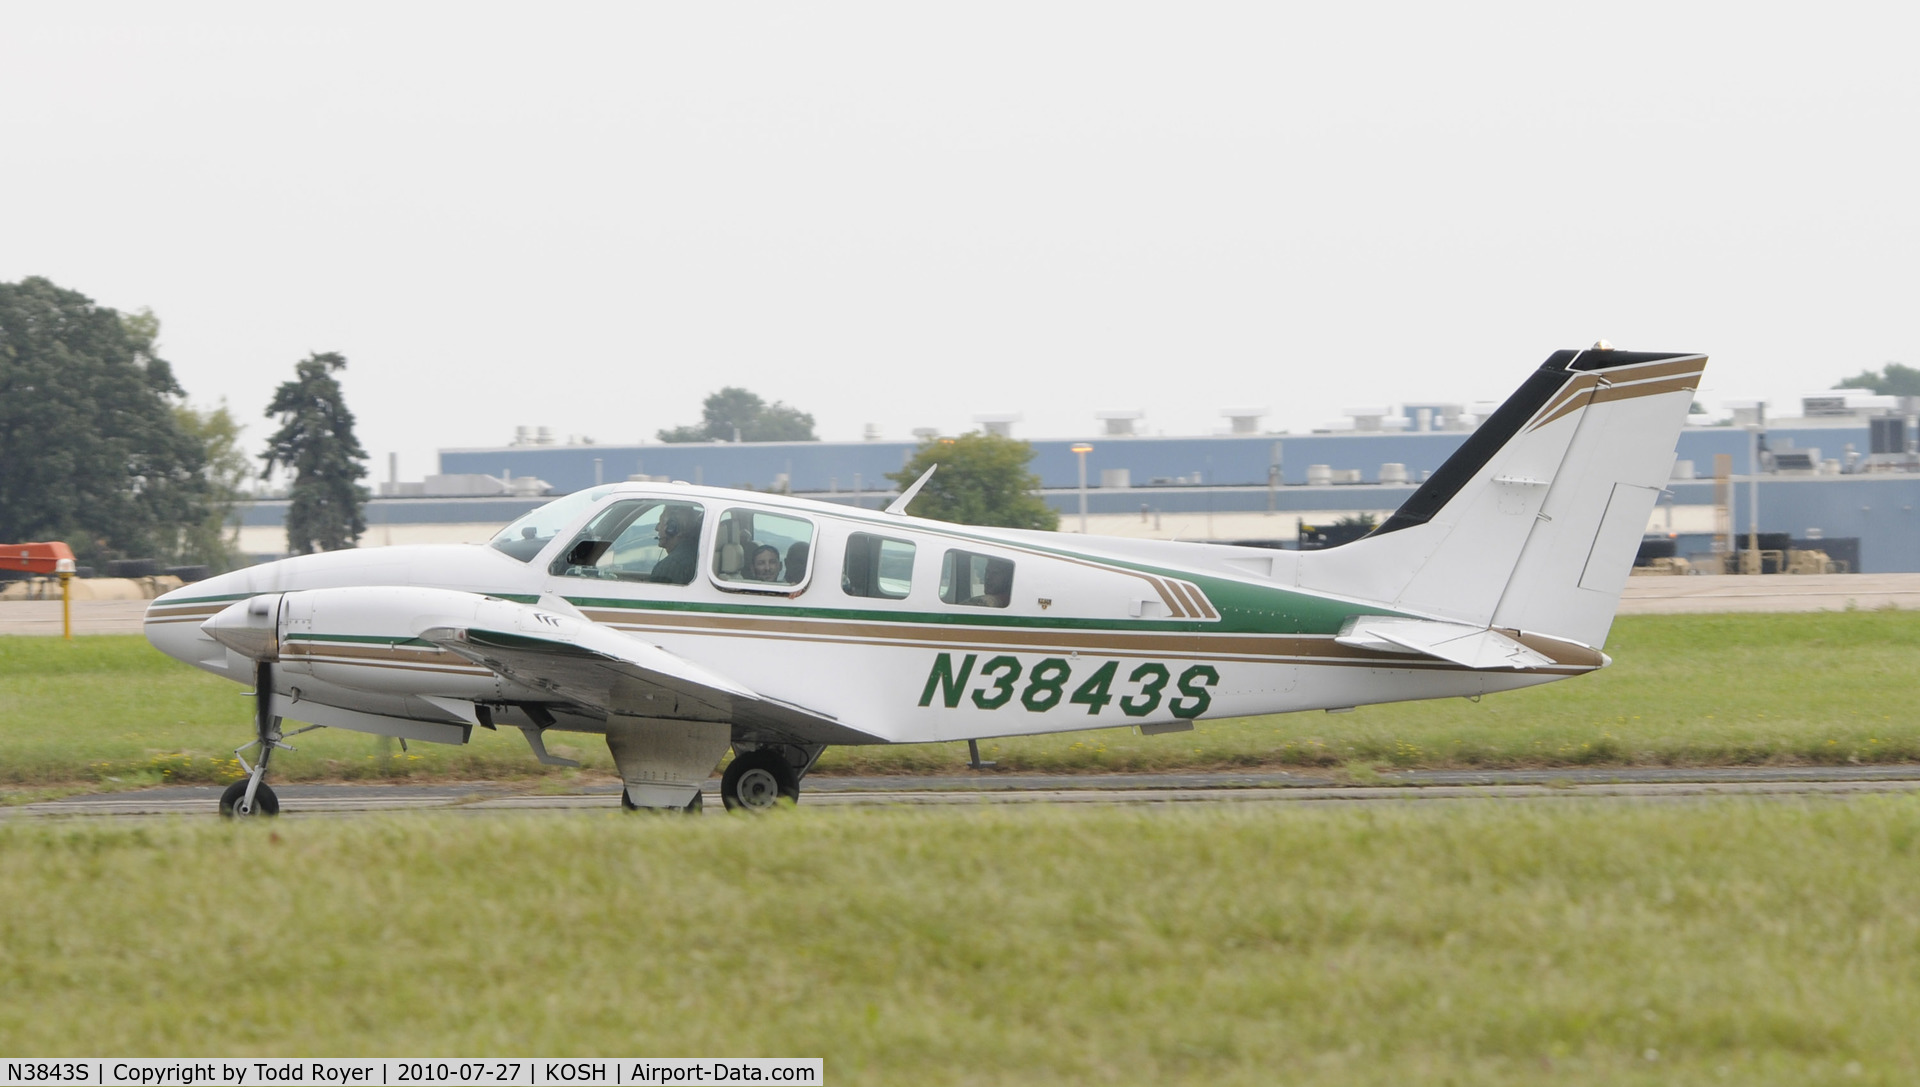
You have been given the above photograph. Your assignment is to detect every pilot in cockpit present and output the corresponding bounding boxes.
[649,506,702,585]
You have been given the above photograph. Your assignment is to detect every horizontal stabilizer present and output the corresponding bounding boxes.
[1336,616,1555,671]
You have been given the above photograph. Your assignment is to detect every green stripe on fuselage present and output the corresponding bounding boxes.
[564,581,1401,636]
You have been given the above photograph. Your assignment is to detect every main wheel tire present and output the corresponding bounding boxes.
[721,749,799,813]
[219,779,279,818]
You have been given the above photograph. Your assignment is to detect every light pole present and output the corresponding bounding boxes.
[1072,444,1093,534]
[1746,423,1762,574]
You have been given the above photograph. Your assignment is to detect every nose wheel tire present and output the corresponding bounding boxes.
[219,779,279,818]
[721,749,800,812]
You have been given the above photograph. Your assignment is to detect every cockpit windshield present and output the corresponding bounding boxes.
[489,487,616,562]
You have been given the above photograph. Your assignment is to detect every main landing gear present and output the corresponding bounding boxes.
[719,744,820,813]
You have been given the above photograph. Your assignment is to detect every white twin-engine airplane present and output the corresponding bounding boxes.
[146,346,1705,816]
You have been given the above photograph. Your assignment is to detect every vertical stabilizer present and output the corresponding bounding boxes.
[1297,348,1706,648]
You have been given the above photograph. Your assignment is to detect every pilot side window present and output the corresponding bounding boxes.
[549,499,705,585]
[939,550,1014,608]
[842,533,915,599]
[490,487,617,562]
[712,508,815,590]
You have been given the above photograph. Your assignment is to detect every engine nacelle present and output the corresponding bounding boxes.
[201,593,285,661]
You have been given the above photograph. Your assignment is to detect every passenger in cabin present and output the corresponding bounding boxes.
[747,544,782,582]
[649,506,703,585]
[968,560,1013,608]
[783,541,809,584]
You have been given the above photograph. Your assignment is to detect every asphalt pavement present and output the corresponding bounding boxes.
[9,765,1920,820]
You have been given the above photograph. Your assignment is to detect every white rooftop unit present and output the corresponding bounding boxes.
[1219,407,1267,435]
[1344,406,1389,432]
[1095,410,1144,436]
[973,413,1022,438]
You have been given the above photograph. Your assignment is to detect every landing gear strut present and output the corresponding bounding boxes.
[221,659,320,818]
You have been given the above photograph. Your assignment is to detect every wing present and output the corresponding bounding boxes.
[418,600,883,747]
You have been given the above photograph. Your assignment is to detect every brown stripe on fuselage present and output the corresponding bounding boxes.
[142,605,227,624]
[283,641,487,672]
[1139,574,1190,618]
[598,617,1591,675]
[581,608,1603,673]
[284,657,494,679]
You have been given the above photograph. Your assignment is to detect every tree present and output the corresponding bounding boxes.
[658,386,817,442]
[0,278,212,564]
[170,402,250,571]
[1833,363,1920,397]
[886,432,1060,530]
[261,352,368,554]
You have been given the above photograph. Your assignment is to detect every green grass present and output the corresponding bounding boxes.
[4,611,1918,791]
[1,801,1917,1084]
[0,636,613,790]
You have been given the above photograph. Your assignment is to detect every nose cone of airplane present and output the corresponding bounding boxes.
[144,580,244,672]
[200,594,284,661]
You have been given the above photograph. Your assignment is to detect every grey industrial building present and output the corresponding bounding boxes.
[237,400,1920,573]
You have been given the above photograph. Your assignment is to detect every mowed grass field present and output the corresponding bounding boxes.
[2,801,1917,1084]
[1,610,1917,791]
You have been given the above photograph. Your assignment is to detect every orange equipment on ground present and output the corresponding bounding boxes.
[0,541,76,575]
[1,541,78,638]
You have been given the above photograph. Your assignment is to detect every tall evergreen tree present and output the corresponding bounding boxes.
[886,432,1059,530]
[0,278,211,563]
[262,352,368,554]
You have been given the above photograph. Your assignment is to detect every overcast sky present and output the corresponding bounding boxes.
[5,3,1917,483]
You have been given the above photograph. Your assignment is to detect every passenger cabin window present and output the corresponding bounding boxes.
[490,487,617,562]
[843,533,915,599]
[712,508,815,590]
[549,499,705,584]
[940,550,1014,608]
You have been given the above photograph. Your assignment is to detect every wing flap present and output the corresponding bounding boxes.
[1336,616,1556,671]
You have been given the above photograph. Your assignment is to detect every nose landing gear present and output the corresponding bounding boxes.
[220,660,320,818]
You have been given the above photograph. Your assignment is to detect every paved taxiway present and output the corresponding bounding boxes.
[9,766,1920,820]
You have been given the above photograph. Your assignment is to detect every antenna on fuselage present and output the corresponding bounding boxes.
[884,465,937,516]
